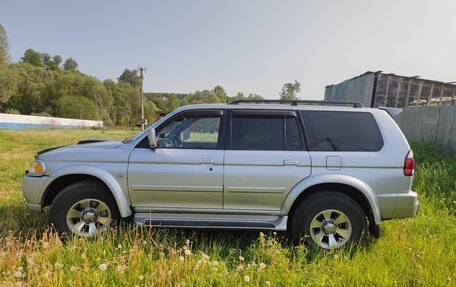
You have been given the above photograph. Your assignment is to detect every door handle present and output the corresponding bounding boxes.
[283,160,299,166]
[199,158,214,165]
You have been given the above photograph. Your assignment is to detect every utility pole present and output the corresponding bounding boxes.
[138,66,146,131]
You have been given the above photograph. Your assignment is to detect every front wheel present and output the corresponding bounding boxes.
[48,181,120,237]
[291,191,367,249]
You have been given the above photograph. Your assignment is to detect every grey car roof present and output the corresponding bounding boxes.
[175,103,377,112]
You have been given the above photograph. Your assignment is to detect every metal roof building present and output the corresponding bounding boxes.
[325,71,456,108]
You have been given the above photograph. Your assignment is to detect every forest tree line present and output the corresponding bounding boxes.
[0,25,301,126]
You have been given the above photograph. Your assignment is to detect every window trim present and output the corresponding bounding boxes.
[226,109,305,151]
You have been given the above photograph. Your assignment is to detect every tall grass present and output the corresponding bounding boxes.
[0,129,455,286]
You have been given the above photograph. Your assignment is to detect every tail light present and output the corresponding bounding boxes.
[403,151,415,176]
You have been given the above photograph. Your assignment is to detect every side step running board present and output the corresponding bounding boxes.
[134,213,288,231]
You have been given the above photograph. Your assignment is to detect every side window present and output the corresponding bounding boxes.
[156,113,221,149]
[300,111,383,151]
[230,113,303,150]
[286,116,304,150]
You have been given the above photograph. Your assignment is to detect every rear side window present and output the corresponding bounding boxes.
[300,111,383,151]
[231,114,303,150]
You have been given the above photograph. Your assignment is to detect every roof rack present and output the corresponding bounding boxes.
[229,99,364,108]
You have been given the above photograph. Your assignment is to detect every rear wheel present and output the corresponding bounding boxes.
[291,191,367,249]
[48,181,120,237]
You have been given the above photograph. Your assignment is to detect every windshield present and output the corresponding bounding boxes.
[122,131,145,143]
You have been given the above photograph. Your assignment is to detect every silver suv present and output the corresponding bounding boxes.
[22,100,419,249]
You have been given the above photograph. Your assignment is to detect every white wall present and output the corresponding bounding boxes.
[0,113,103,128]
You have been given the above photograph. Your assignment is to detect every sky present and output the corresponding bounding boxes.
[1,0,455,99]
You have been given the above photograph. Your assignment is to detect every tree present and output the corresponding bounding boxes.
[41,53,53,69]
[63,58,78,71]
[211,85,227,103]
[187,90,222,104]
[228,92,264,103]
[21,49,42,67]
[180,97,190,106]
[0,24,9,64]
[52,55,62,70]
[279,80,301,101]
[0,68,18,107]
[166,94,180,112]
[57,95,97,120]
[118,69,140,87]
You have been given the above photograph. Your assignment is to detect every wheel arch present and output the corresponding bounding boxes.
[41,166,132,218]
[282,174,382,226]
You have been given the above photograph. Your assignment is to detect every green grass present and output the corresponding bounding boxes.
[0,129,455,286]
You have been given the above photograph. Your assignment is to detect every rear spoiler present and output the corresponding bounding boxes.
[379,107,402,118]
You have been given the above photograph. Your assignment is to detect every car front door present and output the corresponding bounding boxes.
[128,110,225,211]
[223,110,312,212]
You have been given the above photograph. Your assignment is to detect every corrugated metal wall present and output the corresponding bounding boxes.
[325,72,456,108]
[394,106,456,153]
[324,73,375,107]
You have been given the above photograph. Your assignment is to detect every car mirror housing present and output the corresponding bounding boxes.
[147,128,157,149]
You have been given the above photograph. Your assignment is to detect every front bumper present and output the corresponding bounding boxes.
[22,175,49,212]
[393,190,419,219]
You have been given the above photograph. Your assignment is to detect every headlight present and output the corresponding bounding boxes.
[28,160,46,176]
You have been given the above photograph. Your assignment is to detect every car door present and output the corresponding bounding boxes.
[128,109,225,211]
[223,109,312,211]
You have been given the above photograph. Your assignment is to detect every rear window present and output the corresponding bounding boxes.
[300,111,383,151]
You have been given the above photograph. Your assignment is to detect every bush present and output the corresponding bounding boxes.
[57,95,98,120]
[5,108,20,114]
[31,111,52,117]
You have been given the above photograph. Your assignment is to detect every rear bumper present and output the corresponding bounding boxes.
[393,191,419,219]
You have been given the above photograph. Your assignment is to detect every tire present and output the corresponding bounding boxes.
[48,181,120,237]
[291,191,367,249]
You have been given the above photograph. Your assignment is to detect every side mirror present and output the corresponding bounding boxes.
[147,128,157,148]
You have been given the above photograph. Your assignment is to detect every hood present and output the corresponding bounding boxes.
[36,139,127,163]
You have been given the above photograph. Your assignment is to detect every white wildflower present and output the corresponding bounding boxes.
[266,280,271,286]
[259,262,266,270]
[14,271,23,278]
[184,249,191,256]
[239,255,244,261]
[138,275,144,280]
[213,260,219,266]
[244,275,250,282]
[179,256,185,261]
[54,262,63,269]
[70,266,76,272]
[98,263,108,271]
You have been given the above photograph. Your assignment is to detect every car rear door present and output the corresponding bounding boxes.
[223,109,311,211]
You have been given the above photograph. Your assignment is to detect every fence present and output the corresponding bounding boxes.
[394,106,456,152]
[0,113,103,129]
